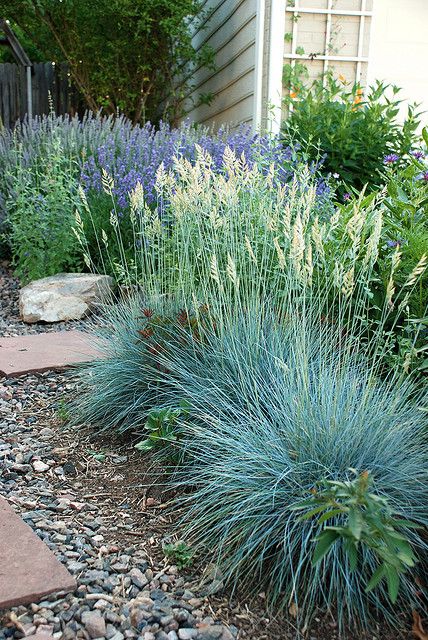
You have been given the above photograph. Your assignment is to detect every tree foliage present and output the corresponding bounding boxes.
[0,0,214,123]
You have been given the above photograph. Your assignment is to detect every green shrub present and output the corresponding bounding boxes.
[295,470,420,604]
[352,135,428,373]
[3,0,214,123]
[5,135,82,282]
[381,135,428,319]
[282,72,421,192]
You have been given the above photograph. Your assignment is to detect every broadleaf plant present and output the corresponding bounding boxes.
[294,470,420,603]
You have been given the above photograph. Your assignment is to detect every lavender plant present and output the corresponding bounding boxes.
[79,120,316,210]
[0,112,323,275]
[76,147,427,375]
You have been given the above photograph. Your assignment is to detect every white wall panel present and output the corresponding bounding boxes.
[181,0,258,128]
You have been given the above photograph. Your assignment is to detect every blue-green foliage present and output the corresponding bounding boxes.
[72,296,428,628]
[150,313,428,629]
[71,300,170,433]
[71,297,196,433]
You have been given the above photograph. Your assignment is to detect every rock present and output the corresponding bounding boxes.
[67,560,87,573]
[19,273,114,323]
[33,460,50,472]
[0,385,13,401]
[197,626,224,640]
[130,568,149,589]
[177,630,198,640]
[81,610,107,638]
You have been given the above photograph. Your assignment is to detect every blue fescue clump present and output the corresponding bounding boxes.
[71,287,428,629]
[152,313,428,630]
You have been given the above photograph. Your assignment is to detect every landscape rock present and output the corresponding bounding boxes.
[81,610,107,638]
[19,273,114,323]
[33,460,50,472]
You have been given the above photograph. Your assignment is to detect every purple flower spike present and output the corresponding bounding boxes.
[343,192,351,201]
[416,171,428,182]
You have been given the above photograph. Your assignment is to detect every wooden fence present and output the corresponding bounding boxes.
[0,62,81,128]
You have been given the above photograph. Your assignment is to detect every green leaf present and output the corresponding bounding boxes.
[312,530,339,565]
[365,565,385,593]
[135,439,154,452]
[348,509,363,540]
[422,126,428,147]
[317,508,344,524]
[384,565,400,603]
[344,539,358,571]
[297,504,330,521]
[289,499,317,511]
[394,519,422,529]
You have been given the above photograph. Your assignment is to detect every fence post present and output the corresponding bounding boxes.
[26,65,32,120]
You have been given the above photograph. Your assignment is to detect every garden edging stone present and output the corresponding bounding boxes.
[0,495,76,608]
[0,330,103,377]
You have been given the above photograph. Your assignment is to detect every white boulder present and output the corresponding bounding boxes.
[19,273,114,323]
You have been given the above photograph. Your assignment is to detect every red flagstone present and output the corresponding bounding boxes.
[0,330,102,377]
[0,496,76,609]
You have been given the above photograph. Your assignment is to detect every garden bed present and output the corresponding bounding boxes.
[0,109,427,640]
[0,264,415,640]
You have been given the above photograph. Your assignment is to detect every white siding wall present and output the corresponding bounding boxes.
[181,0,258,128]
[367,0,428,122]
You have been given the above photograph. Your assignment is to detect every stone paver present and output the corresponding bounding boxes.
[0,330,102,377]
[0,495,76,608]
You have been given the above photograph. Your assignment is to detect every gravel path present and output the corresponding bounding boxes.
[0,372,267,640]
[0,264,412,640]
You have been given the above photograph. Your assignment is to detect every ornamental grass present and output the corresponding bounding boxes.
[71,148,428,631]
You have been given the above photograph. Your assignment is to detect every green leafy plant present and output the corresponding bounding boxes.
[5,134,82,282]
[374,132,428,373]
[282,71,421,192]
[163,541,193,569]
[135,401,189,455]
[87,449,107,463]
[56,399,70,424]
[294,470,420,603]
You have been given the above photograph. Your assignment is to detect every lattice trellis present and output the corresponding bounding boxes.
[284,0,373,86]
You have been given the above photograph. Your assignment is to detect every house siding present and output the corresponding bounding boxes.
[181,0,258,128]
[367,0,428,121]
